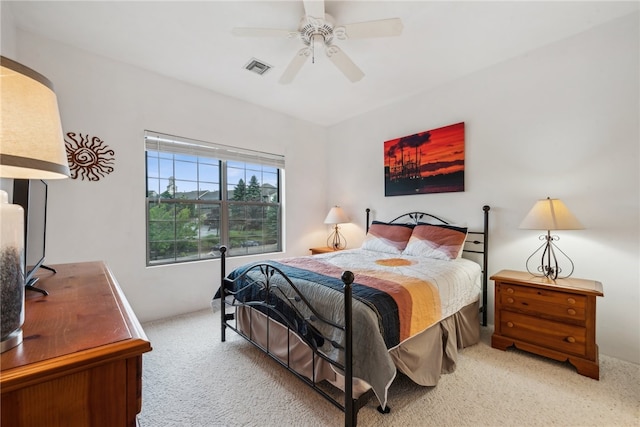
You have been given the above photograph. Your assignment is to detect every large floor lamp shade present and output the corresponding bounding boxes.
[0,56,69,353]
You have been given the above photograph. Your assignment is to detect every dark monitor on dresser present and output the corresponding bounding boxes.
[12,179,51,293]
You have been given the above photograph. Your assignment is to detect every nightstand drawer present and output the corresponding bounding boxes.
[500,311,587,357]
[497,283,586,322]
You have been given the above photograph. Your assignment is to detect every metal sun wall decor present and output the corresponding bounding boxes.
[64,132,115,181]
[384,122,465,196]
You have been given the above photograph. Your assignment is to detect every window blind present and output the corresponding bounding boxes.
[144,130,285,168]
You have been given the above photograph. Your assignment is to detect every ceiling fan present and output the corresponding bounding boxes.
[232,0,403,84]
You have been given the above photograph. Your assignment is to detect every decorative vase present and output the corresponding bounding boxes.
[0,189,25,353]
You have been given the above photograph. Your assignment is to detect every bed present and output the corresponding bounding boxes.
[215,206,490,427]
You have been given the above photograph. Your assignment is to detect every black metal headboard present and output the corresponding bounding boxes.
[365,205,491,326]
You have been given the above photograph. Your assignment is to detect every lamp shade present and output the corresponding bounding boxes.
[324,206,350,225]
[519,197,584,230]
[0,56,70,179]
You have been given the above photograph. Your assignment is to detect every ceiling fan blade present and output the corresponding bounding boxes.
[232,28,297,38]
[337,18,403,39]
[325,44,364,83]
[303,0,325,19]
[279,47,311,84]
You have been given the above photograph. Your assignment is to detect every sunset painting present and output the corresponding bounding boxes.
[384,122,465,196]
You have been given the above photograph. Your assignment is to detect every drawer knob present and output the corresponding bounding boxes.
[507,322,514,328]
[507,297,514,304]
[566,336,576,343]
[567,308,577,316]
[567,298,576,305]
[507,288,514,294]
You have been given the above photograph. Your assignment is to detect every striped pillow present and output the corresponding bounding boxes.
[361,222,414,254]
[403,224,468,260]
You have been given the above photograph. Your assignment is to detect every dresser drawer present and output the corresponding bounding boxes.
[497,283,586,322]
[499,311,587,357]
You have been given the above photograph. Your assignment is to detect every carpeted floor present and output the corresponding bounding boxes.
[139,308,639,427]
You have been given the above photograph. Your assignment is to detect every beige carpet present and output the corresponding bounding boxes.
[139,308,639,427]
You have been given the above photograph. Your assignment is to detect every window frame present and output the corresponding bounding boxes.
[144,131,284,267]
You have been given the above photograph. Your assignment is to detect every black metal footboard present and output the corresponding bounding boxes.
[219,247,366,427]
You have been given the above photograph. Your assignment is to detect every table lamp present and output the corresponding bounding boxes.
[519,197,583,280]
[324,206,350,250]
[0,56,70,353]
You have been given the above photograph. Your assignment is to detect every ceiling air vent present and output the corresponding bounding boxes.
[244,58,272,75]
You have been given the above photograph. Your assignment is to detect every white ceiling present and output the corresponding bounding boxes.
[5,1,638,127]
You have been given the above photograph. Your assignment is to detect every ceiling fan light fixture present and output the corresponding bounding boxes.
[244,58,272,75]
[232,0,403,84]
[300,14,334,46]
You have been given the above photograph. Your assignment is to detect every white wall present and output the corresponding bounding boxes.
[327,13,639,364]
[0,1,17,192]
[0,1,16,56]
[10,30,329,323]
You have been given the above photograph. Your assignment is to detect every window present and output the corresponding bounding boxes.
[145,131,284,266]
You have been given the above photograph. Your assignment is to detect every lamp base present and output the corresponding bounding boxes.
[327,225,347,250]
[1,328,23,353]
[525,233,575,280]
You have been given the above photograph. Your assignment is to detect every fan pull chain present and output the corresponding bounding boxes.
[311,34,316,64]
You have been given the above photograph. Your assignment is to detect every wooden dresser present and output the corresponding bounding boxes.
[491,269,603,379]
[0,261,152,427]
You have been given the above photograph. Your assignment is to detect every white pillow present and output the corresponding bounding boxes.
[361,222,414,254]
[402,223,468,260]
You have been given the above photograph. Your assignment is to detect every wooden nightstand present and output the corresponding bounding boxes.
[309,246,342,255]
[490,269,603,379]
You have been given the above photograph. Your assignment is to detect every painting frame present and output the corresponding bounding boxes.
[384,122,465,196]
